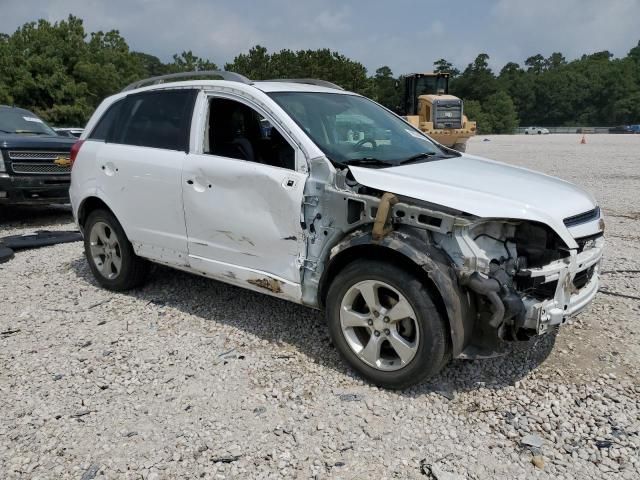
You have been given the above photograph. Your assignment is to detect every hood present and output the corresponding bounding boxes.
[349,153,598,248]
[0,133,76,150]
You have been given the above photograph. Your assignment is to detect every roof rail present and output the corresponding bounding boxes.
[261,78,344,90]
[122,70,252,92]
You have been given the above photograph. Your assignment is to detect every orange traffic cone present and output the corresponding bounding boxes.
[580,134,586,144]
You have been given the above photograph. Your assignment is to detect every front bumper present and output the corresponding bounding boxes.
[521,236,604,334]
[0,173,70,205]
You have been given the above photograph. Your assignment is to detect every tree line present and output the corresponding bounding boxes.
[1,15,639,133]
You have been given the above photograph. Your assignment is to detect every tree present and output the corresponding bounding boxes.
[525,54,546,74]
[0,15,146,125]
[225,45,369,93]
[370,66,401,110]
[132,52,166,77]
[483,91,519,133]
[463,100,491,134]
[451,53,498,102]
[433,58,460,77]
[545,52,567,70]
[166,50,218,73]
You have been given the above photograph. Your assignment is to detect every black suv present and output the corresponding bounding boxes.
[0,105,76,205]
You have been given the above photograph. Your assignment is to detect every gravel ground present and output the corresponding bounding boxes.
[1,134,639,479]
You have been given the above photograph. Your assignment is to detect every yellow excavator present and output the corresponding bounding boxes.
[401,72,476,152]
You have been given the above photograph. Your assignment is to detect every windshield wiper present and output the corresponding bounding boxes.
[343,158,394,168]
[399,152,438,165]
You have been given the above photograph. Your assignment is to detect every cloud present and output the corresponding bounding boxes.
[0,0,639,76]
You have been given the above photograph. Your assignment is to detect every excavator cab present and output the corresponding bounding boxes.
[402,72,450,116]
[401,72,475,152]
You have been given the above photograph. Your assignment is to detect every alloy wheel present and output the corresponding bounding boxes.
[339,280,420,371]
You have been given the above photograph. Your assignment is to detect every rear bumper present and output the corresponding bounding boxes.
[0,173,70,205]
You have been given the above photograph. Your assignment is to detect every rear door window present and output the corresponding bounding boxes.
[112,90,197,151]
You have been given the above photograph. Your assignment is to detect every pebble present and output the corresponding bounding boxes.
[1,137,639,478]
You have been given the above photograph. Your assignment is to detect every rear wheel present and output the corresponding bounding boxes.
[326,260,449,389]
[84,209,149,291]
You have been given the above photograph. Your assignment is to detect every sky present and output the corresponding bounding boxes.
[1,0,639,75]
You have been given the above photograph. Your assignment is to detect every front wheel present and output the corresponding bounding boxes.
[326,260,449,389]
[84,209,149,291]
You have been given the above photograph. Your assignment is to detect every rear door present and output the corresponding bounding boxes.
[181,93,307,299]
[96,89,197,265]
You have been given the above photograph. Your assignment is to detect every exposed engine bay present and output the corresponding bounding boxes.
[433,218,603,347]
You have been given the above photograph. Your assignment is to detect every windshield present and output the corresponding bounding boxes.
[268,92,451,167]
[0,108,57,135]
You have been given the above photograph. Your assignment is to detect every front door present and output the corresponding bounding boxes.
[182,95,307,300]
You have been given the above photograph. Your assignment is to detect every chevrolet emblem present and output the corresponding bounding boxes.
[53,156,71,167]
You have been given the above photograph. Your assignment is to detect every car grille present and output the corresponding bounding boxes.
[575,232,603,253]
[528,279,559,300]
[564,206,600,227]
[433,99,463,129]
[8,151,71,175]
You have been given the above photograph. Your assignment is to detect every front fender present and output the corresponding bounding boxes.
[324,228,474,356]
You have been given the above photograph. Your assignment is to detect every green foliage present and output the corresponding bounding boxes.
[0,15,638,128]
[463,92,519,134]
[0,15,219,126]
[463,100,491,134]
[166,51,218,73]
[483,91,519,133]
[433,58,460,78]
[225,45,368,93]
[369,66,402,111]
[451,53,499,101]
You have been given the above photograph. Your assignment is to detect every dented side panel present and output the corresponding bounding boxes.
[183,152,307,286]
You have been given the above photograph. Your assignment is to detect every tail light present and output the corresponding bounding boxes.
[70,139,85,168]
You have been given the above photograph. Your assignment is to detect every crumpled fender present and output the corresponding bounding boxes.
[326,228,474,356]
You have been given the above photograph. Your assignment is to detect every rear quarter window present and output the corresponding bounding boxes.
[89,99,124,141]
[112,89,197,151]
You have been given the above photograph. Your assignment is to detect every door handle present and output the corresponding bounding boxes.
[282,177,297,189]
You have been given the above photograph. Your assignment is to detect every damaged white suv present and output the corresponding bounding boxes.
[70,72,604,389]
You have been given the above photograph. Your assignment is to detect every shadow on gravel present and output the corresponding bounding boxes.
[0,204,73,228]
[68,256,557,396]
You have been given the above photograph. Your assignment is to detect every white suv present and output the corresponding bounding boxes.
[70,71,604,389]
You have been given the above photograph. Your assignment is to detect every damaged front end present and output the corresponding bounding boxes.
[301,157,604,359]
[434,217,604,355]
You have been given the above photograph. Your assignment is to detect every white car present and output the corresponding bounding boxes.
[54,127,84,138]
[69,72,604,389]
[524,126,550,135]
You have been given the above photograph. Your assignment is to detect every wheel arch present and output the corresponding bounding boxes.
[77,196,117,232]
[318,230,475,356]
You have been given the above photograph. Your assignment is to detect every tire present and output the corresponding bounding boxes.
[0,246,14,264]
[326,260,449,389]
[83,209,149,291]
[452,142,466,153]
[524,131,529,135]
[537,130,542,135]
